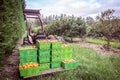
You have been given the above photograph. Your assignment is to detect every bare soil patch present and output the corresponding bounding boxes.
[77,41,120,54]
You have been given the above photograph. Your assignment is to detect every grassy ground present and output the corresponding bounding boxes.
[85,38,120,49]
[32,44,120,80]
[64,37,120,49]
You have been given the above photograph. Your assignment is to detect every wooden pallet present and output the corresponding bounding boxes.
[24,67,68,79]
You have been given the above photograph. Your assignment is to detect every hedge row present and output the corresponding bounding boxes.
[0,0,25,64]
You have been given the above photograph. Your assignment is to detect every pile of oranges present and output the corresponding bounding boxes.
[19,62,39,69]
[38,40,59,43]
[49,40,59,42]
[19,46,36,50]
[63,59,75,62]
[38,40,48,43]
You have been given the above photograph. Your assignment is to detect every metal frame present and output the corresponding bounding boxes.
[23,9,44,35]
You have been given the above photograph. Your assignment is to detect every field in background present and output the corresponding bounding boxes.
[33,44,120,80]
[85,38,120,49]
[64,37,120,49]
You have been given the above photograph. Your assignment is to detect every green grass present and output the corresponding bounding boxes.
[85,37,120,49]
[64,36,120,49]
[31,44,120,80]
[85,37,106,44]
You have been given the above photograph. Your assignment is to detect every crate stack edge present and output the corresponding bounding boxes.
[18,45,37,64]
[61,44,73,60]
[18,45,39,77]
[36,40,51,71]
[61,44,79,69]
[50,40,62,68]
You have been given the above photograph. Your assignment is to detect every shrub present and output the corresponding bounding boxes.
[0,0,25,65]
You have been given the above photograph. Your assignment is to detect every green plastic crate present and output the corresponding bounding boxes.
[39,63,50,70]
[61,46,73,54]
[36,40,51,50]
[60,53,72,60]
[61,49,73,54]
[19,56,37,64]
[38,50,50,57]
[51,49,61,56]
[51,56,61,62]
[38,57,50,63]
[51,41,62,49]
[19,66,39,77]
[50,62,61,68]
[19,48,37,58]
[19,45,36,49]
[61,61,78,69]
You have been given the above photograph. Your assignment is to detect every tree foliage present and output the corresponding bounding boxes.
[44,9,120,44]
[95,9,120,47]
[45,16,86,41]
[0,0,25,56]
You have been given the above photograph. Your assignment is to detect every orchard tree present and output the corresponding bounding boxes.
[96,9,120,48]
[45,15,87,41]
[111,18,120,41]
[76,17,86,37]
[85,16,97,37]
[63,22,79,41]
[86,16,94,26]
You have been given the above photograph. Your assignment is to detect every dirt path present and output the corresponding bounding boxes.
[1,39,23,80]
[77,41,120,54]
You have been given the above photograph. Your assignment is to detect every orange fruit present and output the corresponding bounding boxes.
[19,62,39,69]
[63,59,75,62]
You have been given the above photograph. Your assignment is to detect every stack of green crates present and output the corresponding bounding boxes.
[61,44,79,69]
[18,45,37,64]
[36,40,50,70]
[50,41,62,68]
[18,45,38,76]
[61,44,73,60]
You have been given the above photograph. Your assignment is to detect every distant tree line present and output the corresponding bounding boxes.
[44,9,120,47]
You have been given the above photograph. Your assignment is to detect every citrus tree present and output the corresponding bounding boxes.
[96,9,120,48]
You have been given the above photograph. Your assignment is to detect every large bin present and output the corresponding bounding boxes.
[39,63,50,70]
[51,56,61,62]
[19,67,39,77]
[38,50,50,57]
[50,40,62,49]
[51,49,61,56]
[60,53,72,60]
[61,44,73,54]
[38,57,50,63]
[61,60,78,69]
[50,62,61,68]
[19,46,37,58]
[19,56,37,64]
[36,40,50,50]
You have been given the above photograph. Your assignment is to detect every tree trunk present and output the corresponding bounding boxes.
[71,37,73,42]
[107,38,110,46]
[105,37,110,49]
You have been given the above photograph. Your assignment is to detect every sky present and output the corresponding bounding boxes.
[26,0,120,18]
